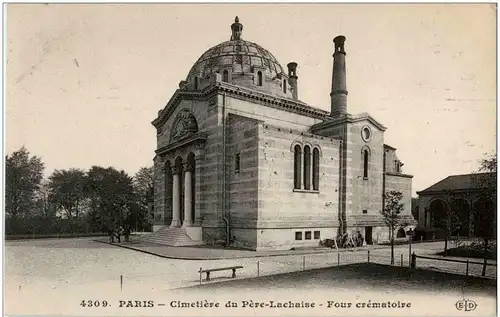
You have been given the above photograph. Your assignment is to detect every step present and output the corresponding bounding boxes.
[139,227,204,247]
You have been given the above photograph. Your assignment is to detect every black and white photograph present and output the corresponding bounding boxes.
[4,3,497,316]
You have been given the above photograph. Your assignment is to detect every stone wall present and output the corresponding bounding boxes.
[384,148,399,173]
[258,227,338,251]
[153,155,166,229]
[223,95,323,132]
[226,114,260,247]
[385,173,415,224]
[349,225,391,244]
[344,120,385,223]
[256,123,341,249]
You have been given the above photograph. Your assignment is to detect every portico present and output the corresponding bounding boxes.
[159,138,205,229]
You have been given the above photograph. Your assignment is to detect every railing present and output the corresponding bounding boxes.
[411,252,496,277]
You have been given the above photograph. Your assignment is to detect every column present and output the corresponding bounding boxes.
[309,151,314,190]
[182,162,193,227]
[300,149,305,189]
[194,155,204,226]
[170,167,181,227]
[469,207,474,237]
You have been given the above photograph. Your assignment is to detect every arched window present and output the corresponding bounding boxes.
[223,70,229,83]
[303,145,311,190]
[294,145,302,189]
[193,77,199,90]
[363,149,369,178]
[283,79,287,93]
[257,71,263,86]
[234,153,240,174]
[313,148,320,190]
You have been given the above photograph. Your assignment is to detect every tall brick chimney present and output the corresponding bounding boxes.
[287,62,298,100]
[330,35,348,116]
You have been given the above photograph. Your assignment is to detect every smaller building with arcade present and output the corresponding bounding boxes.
[416,173,496,238]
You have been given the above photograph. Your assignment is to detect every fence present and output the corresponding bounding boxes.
[411,253,497,278]
[194,248,496,286]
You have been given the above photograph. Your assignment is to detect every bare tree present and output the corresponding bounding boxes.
[380,191,404,265]
[437,189,461,256]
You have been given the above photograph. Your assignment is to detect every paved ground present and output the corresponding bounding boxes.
[96,237,497,278]
[5,237,497,316]
[94,237,392,260]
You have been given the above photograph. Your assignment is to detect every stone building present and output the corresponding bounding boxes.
[149,17,415,250]
[416,173,496,237]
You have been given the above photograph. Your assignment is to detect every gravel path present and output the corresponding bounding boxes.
[5,238,496,316]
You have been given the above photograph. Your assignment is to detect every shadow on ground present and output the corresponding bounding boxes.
[175,263,496,297]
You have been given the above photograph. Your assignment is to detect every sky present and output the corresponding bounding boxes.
[5,4,497,196]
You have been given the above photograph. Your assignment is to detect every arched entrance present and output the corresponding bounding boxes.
[396,228,406,238]
[429,199,447,229]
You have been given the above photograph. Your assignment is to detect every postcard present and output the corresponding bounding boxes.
[4,3,497,317]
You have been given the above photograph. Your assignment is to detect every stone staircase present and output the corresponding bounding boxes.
[139,227,204,247]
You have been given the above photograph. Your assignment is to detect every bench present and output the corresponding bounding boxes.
[198,266,243,282]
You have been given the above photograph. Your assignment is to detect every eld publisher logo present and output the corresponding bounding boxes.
[456,299,477,312]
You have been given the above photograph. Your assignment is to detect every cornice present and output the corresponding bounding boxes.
[312,113,387,132]
[155,132,208,157]
[152,81,330,129]
[215,82,329,120]
[416,188,484,196]
[385,172,414,179]
[152,88,216,129]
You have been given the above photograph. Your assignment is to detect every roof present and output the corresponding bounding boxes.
[187,17,285,83]
[417,172,494,194]
[312,112,387,133]
[187,39,285,80]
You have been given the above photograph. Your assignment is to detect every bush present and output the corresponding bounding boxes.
[5,232,107,240]
[5,216,100,235]
[412,227,447,241]
[436,240,497,260]
[321,239,336,248]
[469,240,497,254]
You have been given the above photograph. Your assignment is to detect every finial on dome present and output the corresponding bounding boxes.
[230,16,243,41]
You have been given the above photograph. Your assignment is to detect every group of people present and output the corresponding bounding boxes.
[108,225,131,243]
[338,231,365,248]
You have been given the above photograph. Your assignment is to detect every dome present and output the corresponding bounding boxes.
[187,40,285,80]
[185,17,293,98]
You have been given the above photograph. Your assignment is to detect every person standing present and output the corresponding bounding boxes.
[108,228,115,243]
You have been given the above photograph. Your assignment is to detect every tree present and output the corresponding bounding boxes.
[86,166,137,232]
[435,190,461,256]
[133,166,154,231]
[48,169,87,220]
[472,152,496,275]
[381,191,404,265]
[35,179,56,218]
[5,147,44,220]
[134,167,154,200]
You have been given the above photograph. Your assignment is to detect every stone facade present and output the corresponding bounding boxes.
[151,17,415,250]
